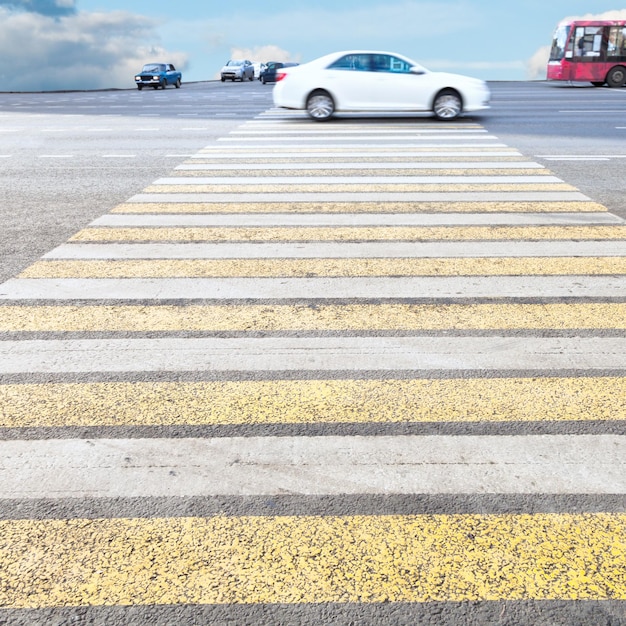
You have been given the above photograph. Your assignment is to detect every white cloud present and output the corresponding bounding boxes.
[526,45,550,80]
[229,45,299,64]
[0,7,188,91]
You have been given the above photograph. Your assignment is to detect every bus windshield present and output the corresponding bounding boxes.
[549,25,571,61]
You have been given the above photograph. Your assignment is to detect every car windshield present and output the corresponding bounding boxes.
[142,64,164,72]
[227,60,243,66]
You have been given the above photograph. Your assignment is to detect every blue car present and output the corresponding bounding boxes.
[134,63,182,90]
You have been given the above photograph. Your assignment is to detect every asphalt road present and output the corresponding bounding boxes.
[0,80,625,625]
[0,80,624,284]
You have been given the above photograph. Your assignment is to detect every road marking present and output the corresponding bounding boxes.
[68,225,626,243]
[2,435,626,498]
[90,212,623,227]
[130,192,589,202]
[0,336,625,373]
[2,514,625,606]
[115,200,607,214]
[40,240,626,259]
[4,302,626,331]
[1,376,624,427]
[4,275,626,300]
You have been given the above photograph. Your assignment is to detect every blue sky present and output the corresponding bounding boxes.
[1,0,625,90]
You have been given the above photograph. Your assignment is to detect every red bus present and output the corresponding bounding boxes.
[547,19,626,87]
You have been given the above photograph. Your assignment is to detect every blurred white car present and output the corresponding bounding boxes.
[273,50,490,121]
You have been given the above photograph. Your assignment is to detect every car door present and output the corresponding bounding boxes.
[325,53,383,110]
[165,64,176,84]
[365,53,430,110]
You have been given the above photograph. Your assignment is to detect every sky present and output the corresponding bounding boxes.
[1,0,626,91]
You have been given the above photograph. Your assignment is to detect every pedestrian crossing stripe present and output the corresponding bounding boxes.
[17,257,626,278]
[1,514,625,607]
[67,225,626,242]
[143,183,575,194]
[0,377,624,428]
[3,303,626,332]
[111,201,608,214]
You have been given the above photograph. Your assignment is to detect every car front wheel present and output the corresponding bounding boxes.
[433,89,462,120]
[306,91,335,121]
[175,78,181,88]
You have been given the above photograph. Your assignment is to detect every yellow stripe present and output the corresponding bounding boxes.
[1,377,624,427]
[0,303,626,332]
[2,513,625,607]
[174,168,553,177]
[20,257,626,279]
[112,201,606,214]
[68,225,624,243]
[5,303,626,332]
[143,183,575,193]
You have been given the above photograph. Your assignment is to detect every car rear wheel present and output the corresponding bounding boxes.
[306,91,335,121]
[175,78,181,88]
[433,89,463,120]
[607,66,626,88]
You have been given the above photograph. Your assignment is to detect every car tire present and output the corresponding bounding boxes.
[261,77,266,84]
[249,74,254,81]
[433,89,463,120]
[221,77,225,82]
[153,85,159,90]
[306,91,335,121]
[175,78,181,88]
[137,85,143,90]
[607,66,626,88]
[161,80,167,89]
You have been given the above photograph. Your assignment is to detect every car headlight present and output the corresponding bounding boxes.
[153,75,159,80]
[135,76,140,81]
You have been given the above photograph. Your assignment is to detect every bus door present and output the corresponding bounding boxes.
[571,25,604,81]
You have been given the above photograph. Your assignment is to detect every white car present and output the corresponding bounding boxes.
[273,50,490,121]
[220,59,254,82]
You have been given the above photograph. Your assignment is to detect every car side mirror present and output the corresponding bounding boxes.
[410,66,426,75]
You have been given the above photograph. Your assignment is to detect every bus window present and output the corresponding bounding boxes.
[608,26,626,57]
[574,26,603,57]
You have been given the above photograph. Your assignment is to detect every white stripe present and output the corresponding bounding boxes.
[230,128,489,135]
[0,336,624,373]
[89,212,623,227]
[42,240,626,259]
[3,276,626,300]
[175,162,544,171]
[129,192,590,202]
[152,176,564,185]
[219,135,500,142]
[2,435,625,498]
[190,150,520,158]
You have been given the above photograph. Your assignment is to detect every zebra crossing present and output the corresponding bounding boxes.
[1,110,626,623]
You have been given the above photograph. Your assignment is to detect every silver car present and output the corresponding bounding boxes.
[220,59,255,82]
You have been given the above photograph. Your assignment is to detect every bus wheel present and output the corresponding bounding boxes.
[607,66,626,88]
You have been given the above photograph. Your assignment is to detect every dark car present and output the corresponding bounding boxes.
[134,63,182,90]
[260,62,299,84]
